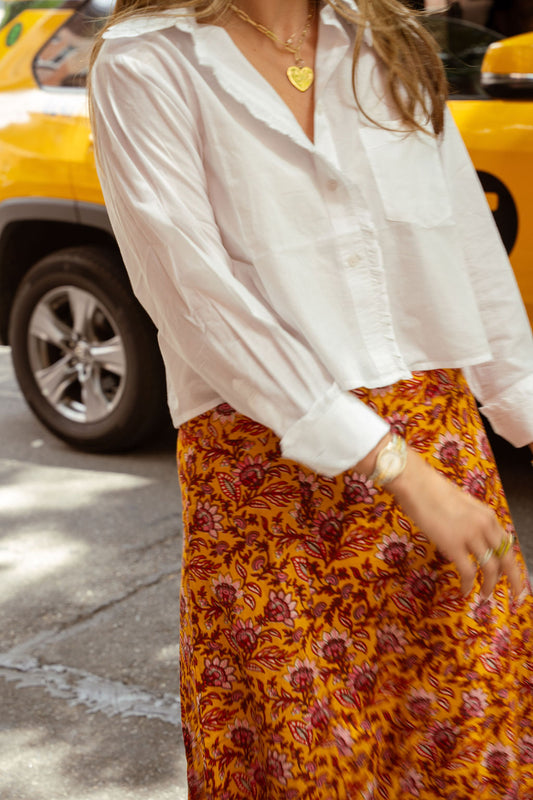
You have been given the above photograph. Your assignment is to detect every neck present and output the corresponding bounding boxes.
[231,0,314,39]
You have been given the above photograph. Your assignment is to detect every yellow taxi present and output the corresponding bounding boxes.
[0,0,531,450]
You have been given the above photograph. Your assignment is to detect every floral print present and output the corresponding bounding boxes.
[177,369,533,799]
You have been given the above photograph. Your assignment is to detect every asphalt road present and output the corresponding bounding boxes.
[1,344,532,799]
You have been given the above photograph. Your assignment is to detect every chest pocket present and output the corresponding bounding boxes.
[358,120,453,228]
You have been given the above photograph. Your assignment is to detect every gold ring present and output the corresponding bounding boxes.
[494,532,514,559]
[478,548,494,568]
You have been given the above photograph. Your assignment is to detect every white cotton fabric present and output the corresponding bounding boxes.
[90,1,533,476]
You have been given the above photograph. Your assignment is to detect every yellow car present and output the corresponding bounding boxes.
[0,0,531,450]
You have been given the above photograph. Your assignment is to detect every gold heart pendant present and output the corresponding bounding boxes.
[287,66,314,92]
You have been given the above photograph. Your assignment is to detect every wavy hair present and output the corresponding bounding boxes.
[89,0,447,135]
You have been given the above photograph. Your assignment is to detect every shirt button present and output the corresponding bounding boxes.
[347,254,359,268]
[326,179,338,191]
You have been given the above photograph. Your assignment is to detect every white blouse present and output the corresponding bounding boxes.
[91,1,533,476]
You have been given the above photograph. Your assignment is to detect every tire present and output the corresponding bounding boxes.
[9,245,168,452]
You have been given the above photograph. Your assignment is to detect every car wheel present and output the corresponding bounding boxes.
[9,245,168,451]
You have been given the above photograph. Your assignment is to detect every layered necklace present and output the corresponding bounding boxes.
[229,3,316,92]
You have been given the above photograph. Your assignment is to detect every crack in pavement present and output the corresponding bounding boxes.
[0,565,182,727]
[53,563,181,637]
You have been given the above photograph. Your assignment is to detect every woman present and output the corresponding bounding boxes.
[89,1,533,797]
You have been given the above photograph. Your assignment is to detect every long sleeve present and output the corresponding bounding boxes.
[439,107,533,447]
[90,42,390,476]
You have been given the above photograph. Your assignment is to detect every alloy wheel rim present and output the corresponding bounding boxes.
[27,284,127,424]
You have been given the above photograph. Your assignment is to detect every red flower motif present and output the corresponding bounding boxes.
[376,532,412,567]
[519,735,533,765]
[212,573,242,606]
[211,402,236,423]
[464,466,487,500]
[227,718,255,750]
[376,624,407,654]
[429,720,459,753]
[285,658,317,692]
[461,688,488,719]
[193,500,223,538]
[266,750,293,786]
[407,567,437,603]
[484,743,513,775]
[265,589,298,627]
[318,629,353,662]
[311,509,344,542]
[232,619,261,654]
[203,656,236,690]
[349,661,378,693]
[343,472,377,504]
[407,689,434,719]
[304,697,331,729]
[434,432,465,467]
[232,455,267,489]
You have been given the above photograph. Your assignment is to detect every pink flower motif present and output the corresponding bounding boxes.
[265,589,298,628]
[491,627,510,659]
[317,629,353,662]
[463,466,487,500]
[376,624,407,654]
[387,411,409,437]
[211,573,242,607]
[428,720,459,754]
[484,742,513,775]
[304,697,331,729]
[476,429,493,461]
[211,402,236,423]
[227,718,256,750]
[519,735,533,765]
[232,619,261,654]
[311,509,344,543]
[434,431,465,467]
[232,454,267,489]
[203,656,236,689]
[343,472,378,503]
[180,631,194,663]
[461,688,488,718]
[266,750,293,786]
[349,661,378,693]
[400,768,425,796]
[333,725,355,757]
[468,594,495,625]
[298,470,320,491]
[407,688,435,719]
[193,500,223,539]
[285,658,318,692]
[376,531,413,567]
[407,566,438,603]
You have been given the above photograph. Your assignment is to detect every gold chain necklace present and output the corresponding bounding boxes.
[229,3,315,92]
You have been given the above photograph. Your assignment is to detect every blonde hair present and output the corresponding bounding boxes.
[89,0,447,135]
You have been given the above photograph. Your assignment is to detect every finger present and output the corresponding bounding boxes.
[479,551,500,600]
[501,545,524,599]
[455,550,477,597]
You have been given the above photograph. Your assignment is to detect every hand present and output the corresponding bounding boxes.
[386,448,524,599]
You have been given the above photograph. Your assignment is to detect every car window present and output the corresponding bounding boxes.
[423,15,504,98]
[33,0,112,88]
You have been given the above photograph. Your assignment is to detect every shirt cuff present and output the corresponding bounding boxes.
[478,374,533,447]
[280,383,390,477]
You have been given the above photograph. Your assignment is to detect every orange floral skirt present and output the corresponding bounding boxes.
[177,369,533,800]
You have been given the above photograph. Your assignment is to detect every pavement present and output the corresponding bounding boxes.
[0,346,187,800]
[1,343,532,800]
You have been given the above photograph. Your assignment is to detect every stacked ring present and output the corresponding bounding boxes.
[494,531,515,559]
[478,548,493,568]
